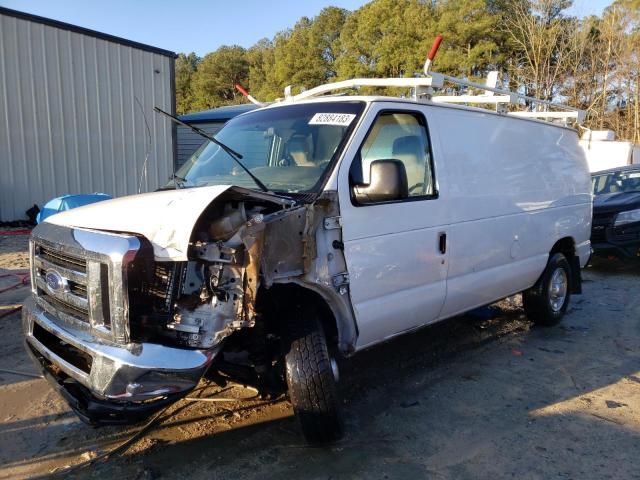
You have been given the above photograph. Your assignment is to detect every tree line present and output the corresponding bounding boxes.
[175,0,640,142]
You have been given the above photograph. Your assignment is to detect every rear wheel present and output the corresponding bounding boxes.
[523,253,572,326]
[284,306,343,444]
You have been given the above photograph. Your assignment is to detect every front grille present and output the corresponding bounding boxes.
[33,245,91,324]
[592,213,640,244]
[38,288,89,320]
[591,213,614,243]
[32,242,111,333]
[68,281,87,299]
[612,226,640,242]
[591,226,607,243]
[30,223,141,344]
[39,245,87,273]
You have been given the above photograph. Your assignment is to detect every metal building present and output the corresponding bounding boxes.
[176,104,256,169]
[0,7,176,222]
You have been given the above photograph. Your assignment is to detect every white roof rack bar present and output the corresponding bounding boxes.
[509,111,586,122]
[440,74,583,115]
[432,95,514,104]
[286,74,445,102]
[286,74,583,118]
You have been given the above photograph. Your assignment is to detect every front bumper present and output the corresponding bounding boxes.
[591,241,640,259]
[591,219,640,259]
[22,296,219,425]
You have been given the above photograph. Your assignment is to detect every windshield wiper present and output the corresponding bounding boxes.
[154,107,269,193]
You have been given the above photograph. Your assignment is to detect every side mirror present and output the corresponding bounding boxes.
[352,159,409,204]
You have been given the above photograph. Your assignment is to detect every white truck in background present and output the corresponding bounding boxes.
[579,129,640,173]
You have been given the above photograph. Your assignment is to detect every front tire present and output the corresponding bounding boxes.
[284,307,343,444]
[523,253,572,326]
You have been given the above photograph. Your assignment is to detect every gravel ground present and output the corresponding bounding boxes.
[0,230,638,480]
[0,229,29,270]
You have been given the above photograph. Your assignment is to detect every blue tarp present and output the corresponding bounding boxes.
[37,193,112,224]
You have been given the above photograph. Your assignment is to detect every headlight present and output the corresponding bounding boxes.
[614,208,640,226]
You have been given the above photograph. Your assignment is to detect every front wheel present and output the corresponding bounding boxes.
[284,307,343,444]
[523,253,572,326]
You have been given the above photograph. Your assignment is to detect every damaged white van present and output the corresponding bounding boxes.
[22,69,592,444]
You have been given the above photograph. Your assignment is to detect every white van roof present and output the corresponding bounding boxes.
[256,94,580,133]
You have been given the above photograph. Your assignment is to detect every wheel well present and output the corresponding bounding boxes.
[257,283,339,347]
[550,236,582,294]
[550,237,575,258]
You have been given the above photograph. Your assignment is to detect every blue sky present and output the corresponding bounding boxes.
[0,0,613,56]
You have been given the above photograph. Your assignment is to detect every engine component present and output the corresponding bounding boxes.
[163,202,266,349]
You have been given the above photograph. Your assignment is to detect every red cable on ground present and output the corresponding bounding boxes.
[0,272,30,294]
[0,305,22,319]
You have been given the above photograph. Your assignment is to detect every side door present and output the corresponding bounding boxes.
[337,104,449,349]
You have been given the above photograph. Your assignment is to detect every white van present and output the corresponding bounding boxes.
[22,79,592,444]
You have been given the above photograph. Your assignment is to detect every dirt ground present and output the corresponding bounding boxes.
[0,228,638,480]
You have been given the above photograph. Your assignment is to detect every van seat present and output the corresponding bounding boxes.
[392,135,424,190]
[287,135,314,167]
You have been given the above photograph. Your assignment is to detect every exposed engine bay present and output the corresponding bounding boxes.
[167,200,266,348]
[127,188,355,361]
[127,193,276,350]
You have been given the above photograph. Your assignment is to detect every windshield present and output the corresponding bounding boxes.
[592,170,640,195]
[171,102,365,193]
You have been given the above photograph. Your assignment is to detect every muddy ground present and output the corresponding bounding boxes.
[0,228,638,479]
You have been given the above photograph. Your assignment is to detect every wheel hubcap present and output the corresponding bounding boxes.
[548,268,568,312]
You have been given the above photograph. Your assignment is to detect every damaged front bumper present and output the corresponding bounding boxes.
[22,296,218,425]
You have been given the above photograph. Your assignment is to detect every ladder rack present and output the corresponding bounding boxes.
[282,73,585,125]
[280,35,585,126]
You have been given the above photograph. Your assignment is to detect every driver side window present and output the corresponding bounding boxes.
[358,111,434,198]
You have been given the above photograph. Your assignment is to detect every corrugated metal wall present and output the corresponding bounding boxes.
[0,11,175,221]
[176,122,224,170]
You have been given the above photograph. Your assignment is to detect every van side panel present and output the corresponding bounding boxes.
[424,107,591,319]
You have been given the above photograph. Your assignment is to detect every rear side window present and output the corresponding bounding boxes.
[354,111,435,199]
[592,174,607,194]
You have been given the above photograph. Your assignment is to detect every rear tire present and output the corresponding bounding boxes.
[284,306,343,445]
[523,253,572,326]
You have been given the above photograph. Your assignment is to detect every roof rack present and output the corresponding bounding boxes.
[281,35,585,126]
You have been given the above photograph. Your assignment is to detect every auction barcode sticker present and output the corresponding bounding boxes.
[309,113,356,126]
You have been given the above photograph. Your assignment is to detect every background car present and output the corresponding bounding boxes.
[591,165,640,259]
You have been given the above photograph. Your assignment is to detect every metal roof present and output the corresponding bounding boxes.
[178,104,257,123]
[0,6,176,58]
[0,8,175,221]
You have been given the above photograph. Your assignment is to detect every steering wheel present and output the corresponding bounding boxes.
[408,182,424,194]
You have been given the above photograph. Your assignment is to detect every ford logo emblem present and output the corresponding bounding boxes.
[45,269,66,292]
